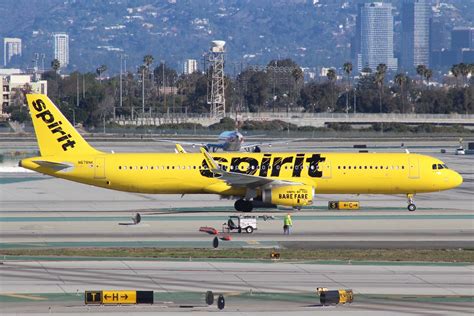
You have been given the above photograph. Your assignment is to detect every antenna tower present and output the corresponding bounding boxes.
[207,40,226,119]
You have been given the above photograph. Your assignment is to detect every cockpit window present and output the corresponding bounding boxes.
[432,164,437,170]
[443,164,448,169]
[438,164,443,169]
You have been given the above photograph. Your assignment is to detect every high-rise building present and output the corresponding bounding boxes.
[3,38,22,67]
[53,33,69,69]
[401,0,430,71]
[451,28,474,51]
[451,28,474,64]
[354,3,397,72]
[183,59,198,74]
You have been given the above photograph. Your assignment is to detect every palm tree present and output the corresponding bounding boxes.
[451,64,461,86]
[343,62,353,113]
[424,68,433,87]
[137,65,147,114]
[375,63,387,113]
[51,59,60,73]
[416,64,427,84]
[394,73,407,113]
[326,68,337,111]
[458,63,469,85]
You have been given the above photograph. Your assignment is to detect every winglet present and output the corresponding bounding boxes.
[200,147,220,170]
[175,144,187,154]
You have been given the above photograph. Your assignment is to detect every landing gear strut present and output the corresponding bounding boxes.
[407,194,416,212]
[234,199,253,212]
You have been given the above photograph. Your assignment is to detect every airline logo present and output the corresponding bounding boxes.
[200,153,326,178]
[31,99,76,151]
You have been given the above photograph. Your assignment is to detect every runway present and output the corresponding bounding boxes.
[1,260,473,314]
[1,139,473,314]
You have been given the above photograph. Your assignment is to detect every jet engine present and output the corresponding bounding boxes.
[262,185,314,207]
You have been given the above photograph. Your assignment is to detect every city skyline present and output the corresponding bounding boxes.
[0,1,473,75]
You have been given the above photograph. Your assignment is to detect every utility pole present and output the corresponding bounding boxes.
[162,60,167,114]
[142,66,145,115]
[119,55,123,109]
[76,73,79,125]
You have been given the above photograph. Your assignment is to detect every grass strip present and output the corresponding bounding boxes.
[1,248,473,263]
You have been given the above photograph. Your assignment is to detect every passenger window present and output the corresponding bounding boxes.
[402,166,405,169]
[348,166,351,169]
[364,166,367,169]
[119,166,122,170]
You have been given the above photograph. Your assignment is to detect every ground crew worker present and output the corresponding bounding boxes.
[283,213,293,235]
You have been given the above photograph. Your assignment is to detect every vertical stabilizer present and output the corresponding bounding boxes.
[26,94,100,156]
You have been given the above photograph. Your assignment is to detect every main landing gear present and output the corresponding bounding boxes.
[234,199,253,212]
[407,193,416,212]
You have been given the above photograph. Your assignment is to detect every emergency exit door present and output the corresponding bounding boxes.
[94,157,106,179]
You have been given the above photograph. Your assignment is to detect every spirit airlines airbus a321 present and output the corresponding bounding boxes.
[20,94,463,212]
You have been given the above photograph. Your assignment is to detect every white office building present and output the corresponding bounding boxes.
[53,33,69,68]
[355,3,398,72]
[3,38,22,67]
[183,59,198,74]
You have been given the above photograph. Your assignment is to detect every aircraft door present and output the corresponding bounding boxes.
[408,158,420,179]
[322,160,332,179]
[94,157,106,179]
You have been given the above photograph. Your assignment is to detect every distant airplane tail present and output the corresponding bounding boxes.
[26,94,100,156]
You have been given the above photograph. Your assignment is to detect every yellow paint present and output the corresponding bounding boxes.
[21,94,464,210]
[4,293,47,301]
[338,201,359,209]
[102,290,136,304]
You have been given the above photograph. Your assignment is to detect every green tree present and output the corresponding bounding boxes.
[375,63,387,113]
[451,64,461,86]
[424,68,433,84]
[51,59,61,73]
[416,64,427,84]
[343,62,353,113]
[326,68,337,110]
[394,73,408,113]
[458,63,469,85]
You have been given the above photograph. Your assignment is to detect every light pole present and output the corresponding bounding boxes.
[69,108,76,127]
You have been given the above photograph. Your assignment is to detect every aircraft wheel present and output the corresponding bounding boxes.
[245,226,254,234]
[234,199,253,212]
[408,203,416,212]
[234,199,245,211]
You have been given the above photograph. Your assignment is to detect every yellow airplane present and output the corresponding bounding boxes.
[20,94,463,212]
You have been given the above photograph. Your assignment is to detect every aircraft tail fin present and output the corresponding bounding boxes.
[26,94,100,156]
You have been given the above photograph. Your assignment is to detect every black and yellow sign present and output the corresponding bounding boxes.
[102,290,137,304]
[85,290,154,305]
[85,291,102,304]
[328,201,360,210]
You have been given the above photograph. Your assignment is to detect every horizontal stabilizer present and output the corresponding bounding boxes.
[33,160,72,171]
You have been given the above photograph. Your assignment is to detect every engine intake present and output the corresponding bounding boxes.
[262,185,314,207]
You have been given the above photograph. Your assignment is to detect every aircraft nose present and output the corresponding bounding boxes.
[450,171,463,188]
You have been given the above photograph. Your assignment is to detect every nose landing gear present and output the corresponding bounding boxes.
[407,194,416,211]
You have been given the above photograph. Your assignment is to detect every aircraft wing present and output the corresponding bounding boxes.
[200,148,300,189]
[155,139,224,152]
[241,139,305,151]
[154,139,207,147]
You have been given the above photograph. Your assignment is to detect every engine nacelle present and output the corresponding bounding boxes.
[262,185,314,207]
